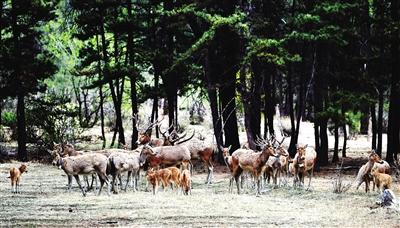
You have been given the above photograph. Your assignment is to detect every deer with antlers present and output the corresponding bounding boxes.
[264,137,289,187]
[231,136,278,195]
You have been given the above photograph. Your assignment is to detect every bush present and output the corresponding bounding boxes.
[1,111,17,128]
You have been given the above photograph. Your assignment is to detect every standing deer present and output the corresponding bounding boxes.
[231,137,278,196]
[293,144,317,189]
[8,164,28,194]
[355,150,384,192]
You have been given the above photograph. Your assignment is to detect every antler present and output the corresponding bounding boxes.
[160,123,175,138]
[255,135,270,148]
[143,117,164,134]
[175,130,196,145]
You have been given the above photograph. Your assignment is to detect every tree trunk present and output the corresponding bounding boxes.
[387,0,400,164]
[127,0,138,149]
[287,65,296,141]
[360,105,370,135]
[314,43,329,166]
[99,17,125,147]
[99,86,106,149]
[150,70,159,137]
[332,121,339,163]
[96,34,106,149]
[377,87,384,156]
[342,123,347,158]
[17,93,27,161]
[264,64,275,137]
[241,61,261,150]
[205,49,223,150]
[219,81,240,151]
[371,104,377,150]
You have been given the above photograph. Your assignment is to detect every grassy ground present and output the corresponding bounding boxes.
[0,162,399,227]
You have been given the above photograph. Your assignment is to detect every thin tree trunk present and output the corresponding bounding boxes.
[99,86,106,149]
[371,104,377,150]
[287,65,296,141]
[96,34,106,149]
[342,123,347,158]
[377,88,384,156]
[17,93,27,161]
[332,121,339,163]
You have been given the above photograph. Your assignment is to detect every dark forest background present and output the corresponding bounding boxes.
[0,0,399,166]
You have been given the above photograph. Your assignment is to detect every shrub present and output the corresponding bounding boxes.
[1,111,17,128]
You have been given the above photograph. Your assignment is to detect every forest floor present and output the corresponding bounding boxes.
[0,159,399,227]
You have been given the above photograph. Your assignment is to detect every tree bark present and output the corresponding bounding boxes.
[99,86,106,149]
[377,87,384,156]
[17,93,27,161]
[220,81,240,151]
[204,49,224,150]
[240,60,261,150]
[332,121,339,163]
[387,0,400,164]
[264,64,275,137]
[314,43,329,166]
[370,104,377,150]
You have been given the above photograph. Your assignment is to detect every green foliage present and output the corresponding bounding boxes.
[1,111,17,128]
[25,95,80,144]
[345,111,362,133]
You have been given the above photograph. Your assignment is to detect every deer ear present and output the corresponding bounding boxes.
[219,145,224,151]
[228,145,232,151]
[304,144,308,148]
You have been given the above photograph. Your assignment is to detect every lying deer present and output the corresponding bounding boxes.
[231,139,277,196]
[8,164,28,194]
[52,152,110,196]
[355,150,384,192]
[293,144,317,189]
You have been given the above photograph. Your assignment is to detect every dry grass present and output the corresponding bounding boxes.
[0,162,399,227]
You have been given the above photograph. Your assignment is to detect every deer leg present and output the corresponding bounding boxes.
[307,169,313,190]
[111,174,117,194]
[234,168,243,194]
[229,176,233,193]
[119,174,123,191]
[67,175,73,191]
[97,172,110,196]
[16,179,19,194]
[74,175,86,197]
[125,171,132,191]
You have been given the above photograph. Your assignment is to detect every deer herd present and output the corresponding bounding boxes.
[4,120,397,198]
